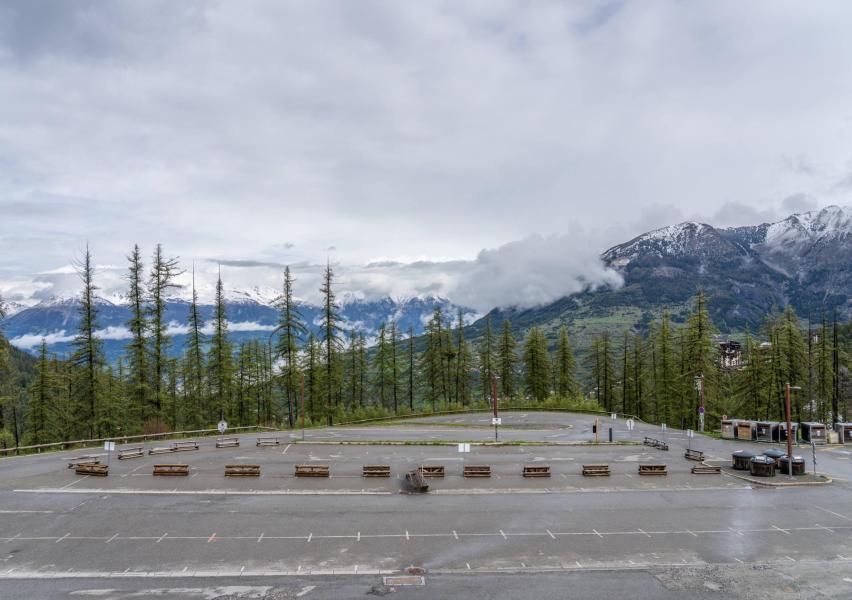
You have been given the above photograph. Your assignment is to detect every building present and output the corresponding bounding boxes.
[719,340,743,370]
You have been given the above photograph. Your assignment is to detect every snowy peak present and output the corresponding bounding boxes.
[762,205,852,249]
[603,220,734,265]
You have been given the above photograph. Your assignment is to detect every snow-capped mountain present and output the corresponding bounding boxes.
[0,293,475,361]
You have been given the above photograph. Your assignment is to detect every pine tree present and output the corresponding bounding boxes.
[319,262,342,425]
[619,330,634,414]
[125,244,148,428]
[407,327,416,411]
[185,267,206,427]
[655,311,677,424]
[454,309,472,406]
[26,340,52,445]
[275,266,306,427]
[814,316,834,424]
[71,245,103,438]
[208,272,233,421]
[683,292,718,429]
[421,308,447,409]
[497,320,517,400]
[390,320,399,413]
[373,323,389,409]
[554,326,577,399]
[479,315,496,406]
[523,326,551,402]
[147,244,182,425]
[632,333,647,418]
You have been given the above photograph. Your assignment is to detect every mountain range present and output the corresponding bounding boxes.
[2,205,850,359]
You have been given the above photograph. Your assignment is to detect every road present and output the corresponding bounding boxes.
[0,411,850,599]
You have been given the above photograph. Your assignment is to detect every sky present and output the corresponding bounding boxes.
[2,1,852,311]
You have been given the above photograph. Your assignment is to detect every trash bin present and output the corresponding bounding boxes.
[755,421,777,443]
[732,450,756,470]
[749,455,776,477]
[762,448,785,467]
[800,422,826,444]
[735,421,755,440]
[835,423,852,444]
[775,422,798,443]
[778,455,805,476]
[721,420,736,440]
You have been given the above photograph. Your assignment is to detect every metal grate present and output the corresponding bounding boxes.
[382,575,425,586]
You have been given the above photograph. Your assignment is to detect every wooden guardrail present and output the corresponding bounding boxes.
[171,441,199,452]
[75,463,108,476]
[582,464,611,476]
[522,465,551,477]
[463,465,491,478]
[421,465,445,478]
[691,465,721,474]
[638,464,667,476]
[362,465,391,477]
[256,437,280,447]
[225,464,260,477]
[216,437,240,448]
[117,447,145,460]
[67,456,100,468]
[153,464,189,476]
[295,464,329,477]
[684,449,705,461]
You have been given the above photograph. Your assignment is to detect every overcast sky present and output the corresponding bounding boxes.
[2,1,852,309]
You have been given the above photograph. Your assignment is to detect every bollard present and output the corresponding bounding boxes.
[608,427,613,443]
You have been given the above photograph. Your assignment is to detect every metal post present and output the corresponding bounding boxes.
[786,383,793,479]
[491,375,499,442]
[698,375,705,433]
[300,373,306,442]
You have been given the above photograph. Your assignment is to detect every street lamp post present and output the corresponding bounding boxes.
[785,383,802,479]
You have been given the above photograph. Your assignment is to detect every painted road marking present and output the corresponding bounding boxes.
[771,525,791,535]
[815,506,852,522]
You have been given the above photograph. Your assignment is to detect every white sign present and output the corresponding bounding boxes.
[626,419,634,431]
[457,443,471,453]
[103,441,115,452]
[217,420,228,434]
[661,423,667,432]
[687,429,694,439]
[492,417,502,426]
[611,413,617,420]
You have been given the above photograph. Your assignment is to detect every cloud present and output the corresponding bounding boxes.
[208,259,287,269]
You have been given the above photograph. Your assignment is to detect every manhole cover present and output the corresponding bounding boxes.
[382,576,425,586]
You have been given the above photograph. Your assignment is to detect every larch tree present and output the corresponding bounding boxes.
[390,320,399,413]
[147,244,182,425]
[497,320,517,400]
[208,271,233,421]
[185,266,206,426]
[454,309,472,406]
[554,326,577,399]
[71,245,102,438]
[522,326,551,402]
[478,315,496,406]
[125,244,149,428]
[275,266,306,427]
[319,262,342,425]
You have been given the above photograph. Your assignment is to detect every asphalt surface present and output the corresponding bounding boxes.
[0,411,851,599]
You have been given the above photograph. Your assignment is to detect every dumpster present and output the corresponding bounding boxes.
[732,450,756,470]
[735,420,755,440]
[721,420,736,440]
[749,455,776,477]
[755,421,777,443]
[778,455,805,476]
[836,423,852,444]
[762,448,785,467]
[800,422,826,444]
[774,422,798,443]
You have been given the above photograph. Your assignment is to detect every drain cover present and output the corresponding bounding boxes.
[382,575,425,586]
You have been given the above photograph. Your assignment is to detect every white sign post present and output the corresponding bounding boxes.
[103,441,115,468]
[687,428,694,451]
[217,420,228,435]
[491,417,502,426]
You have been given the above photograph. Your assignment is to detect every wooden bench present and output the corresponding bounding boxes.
[405,468,429,492]
[171,440,199,452]
[295,464,329,477]
[582,464,611,477]
[643,437,669,451]
[148,447,175,455]
[638,464,667,476]
[153,464,189,476]
[75,463,108,476]
[257,437,280,447]
[463,465,491,478]
[216,437,240,448]
[225,464,260,477]
[67,456,100,469]
[362,465,391,478]
[117,447,145,460]
[684,449,705,461]
[522,465,551,478]
[691,465,721,474]
[420,465,445,478]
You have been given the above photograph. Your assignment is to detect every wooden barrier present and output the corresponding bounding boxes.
[117,447,144,460]
[684,449,705,461]
[171,440,199,452]
[691,465,721,474]
[153,464,189,476]
[638,464,667,476]
[405,468,429,492]
[463,465,491,478]
[295,464,329,477]
[582,464,611,477]
[362,465,391,477]
[256,437,280,447]
[67,456,100,468]
[420,465,445,478]
[216,437,240,448]
[225,464,260,477]
[643,437,669,451]
[148,447,175,455]
[75,463,108,476]
[522,465,551,478]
